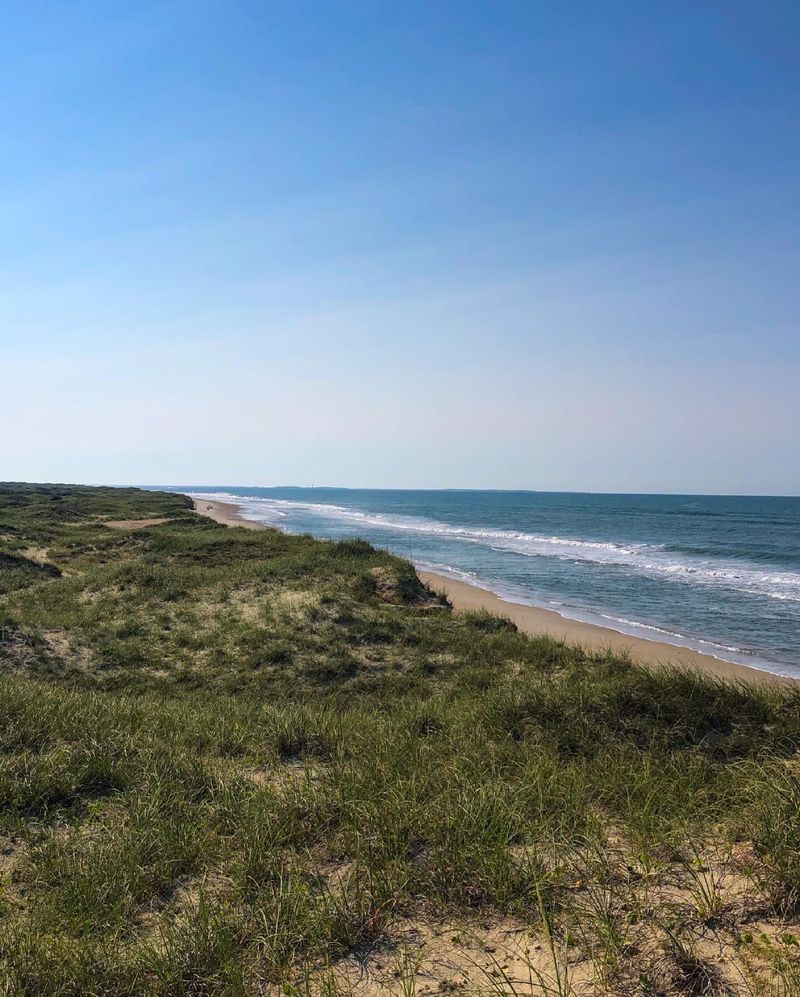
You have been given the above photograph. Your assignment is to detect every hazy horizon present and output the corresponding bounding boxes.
[165,484,798,499]
[8,478,800,498]
[3,2,799,494]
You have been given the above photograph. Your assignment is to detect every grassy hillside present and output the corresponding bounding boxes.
[1,483,799,995]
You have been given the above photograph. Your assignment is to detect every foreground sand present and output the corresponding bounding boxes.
[191,495,788,686]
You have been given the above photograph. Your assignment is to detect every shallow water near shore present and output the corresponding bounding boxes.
[169,487,800,678]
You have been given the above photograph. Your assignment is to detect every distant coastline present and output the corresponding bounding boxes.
[189,495,791,687]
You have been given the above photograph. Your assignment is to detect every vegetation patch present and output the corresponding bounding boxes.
[0,483,799,993]
[0,551,61,595]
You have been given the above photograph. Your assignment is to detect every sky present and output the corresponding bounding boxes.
[2,1,799,494]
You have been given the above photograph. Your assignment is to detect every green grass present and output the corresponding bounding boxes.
[0,482,799,994]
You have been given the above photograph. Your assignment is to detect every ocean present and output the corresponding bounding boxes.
[177,488,800,678]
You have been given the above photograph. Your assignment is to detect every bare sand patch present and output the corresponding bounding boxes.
[316,917,590,996]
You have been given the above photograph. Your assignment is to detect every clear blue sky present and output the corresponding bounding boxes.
[3,1,799,493]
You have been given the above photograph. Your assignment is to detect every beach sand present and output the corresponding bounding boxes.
[190,495,789,686]
[190,497,268,530]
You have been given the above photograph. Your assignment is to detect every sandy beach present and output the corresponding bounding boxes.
[190,497,269,530]
[190,495,789,686]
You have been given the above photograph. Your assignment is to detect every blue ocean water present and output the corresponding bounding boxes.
[179,488,800,677]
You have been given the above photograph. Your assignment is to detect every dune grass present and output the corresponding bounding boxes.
[1,483,800,994]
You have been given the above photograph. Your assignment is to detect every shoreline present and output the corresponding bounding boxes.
[190,496,269,530]
[189,494,792,687]
[418,571,790,686]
